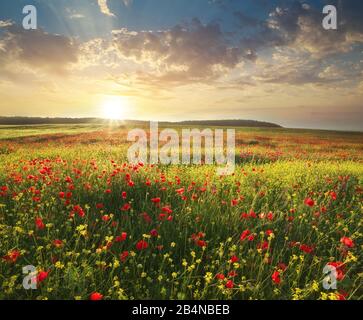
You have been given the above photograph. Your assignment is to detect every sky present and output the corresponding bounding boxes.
[0,0,362,131]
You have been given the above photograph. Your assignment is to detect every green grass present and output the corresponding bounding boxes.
[0,124,105,140]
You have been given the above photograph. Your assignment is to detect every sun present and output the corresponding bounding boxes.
[101,96,129,120]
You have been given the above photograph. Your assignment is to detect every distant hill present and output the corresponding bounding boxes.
[0,117,282,128]
[166,120,282,128]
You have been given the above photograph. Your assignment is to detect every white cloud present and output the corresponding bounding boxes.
[65,7,85,19]
[97,0,115,17]
[69,13,85,19]
[97,0,133,16]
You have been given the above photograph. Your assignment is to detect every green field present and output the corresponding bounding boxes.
[0,124,362,300]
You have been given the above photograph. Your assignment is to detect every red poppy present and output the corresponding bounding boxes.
[249,210,257,218]
[136,240,149,250]
[196,240,207,247]
[247,234,255,241]
[228,271,238,277]
[299,244,314,254]
[340,236,354,248]
[337,291,348,300]
[150,229,158,237]
[53,239,63,248]
[257,241,269,251]
[330,191,337,200]
[116,232,127,242]
[225,280,234,289]
[72,205,85,218]
[120,251,129,262]
[267,212,274,220]
[271,271,281,284]
[89,292,103,301]
[121,203,131,211]
[240,229,250,241]
[36,270,49,283]
[327,262,345,281]
[215,273,225,280]
[65,176,73,183]
[2,250,21,263]
[161,206,173,214]
[151,197,161,204]
[191,232,205,241]
[176,188,185,195]
[230,255,239,263]
[35,217,45,230]
[304,197,315,207]
[101,215,110,222]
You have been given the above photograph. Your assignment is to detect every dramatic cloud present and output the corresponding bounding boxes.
[0,25,79,75]
[265,4,333,56]
[113,18,246,84]
[230,1,363,63]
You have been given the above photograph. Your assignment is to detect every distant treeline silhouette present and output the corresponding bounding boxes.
[0,117,282,128]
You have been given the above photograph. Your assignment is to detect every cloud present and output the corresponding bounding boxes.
[264,1,363,57]
[97,0,115,16]
[0,25,79,75]
[65,8,85,19]
[122,0,133,7]
[231,1,363,63]
[113,18,245,85]
[69,13,85,19]
[0,20,13,28]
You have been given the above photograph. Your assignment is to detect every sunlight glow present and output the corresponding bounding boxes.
[101,96,129,120]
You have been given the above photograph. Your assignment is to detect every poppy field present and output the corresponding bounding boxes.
[0,125,362,300]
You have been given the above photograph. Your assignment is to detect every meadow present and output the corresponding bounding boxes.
[0,124,362,300]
